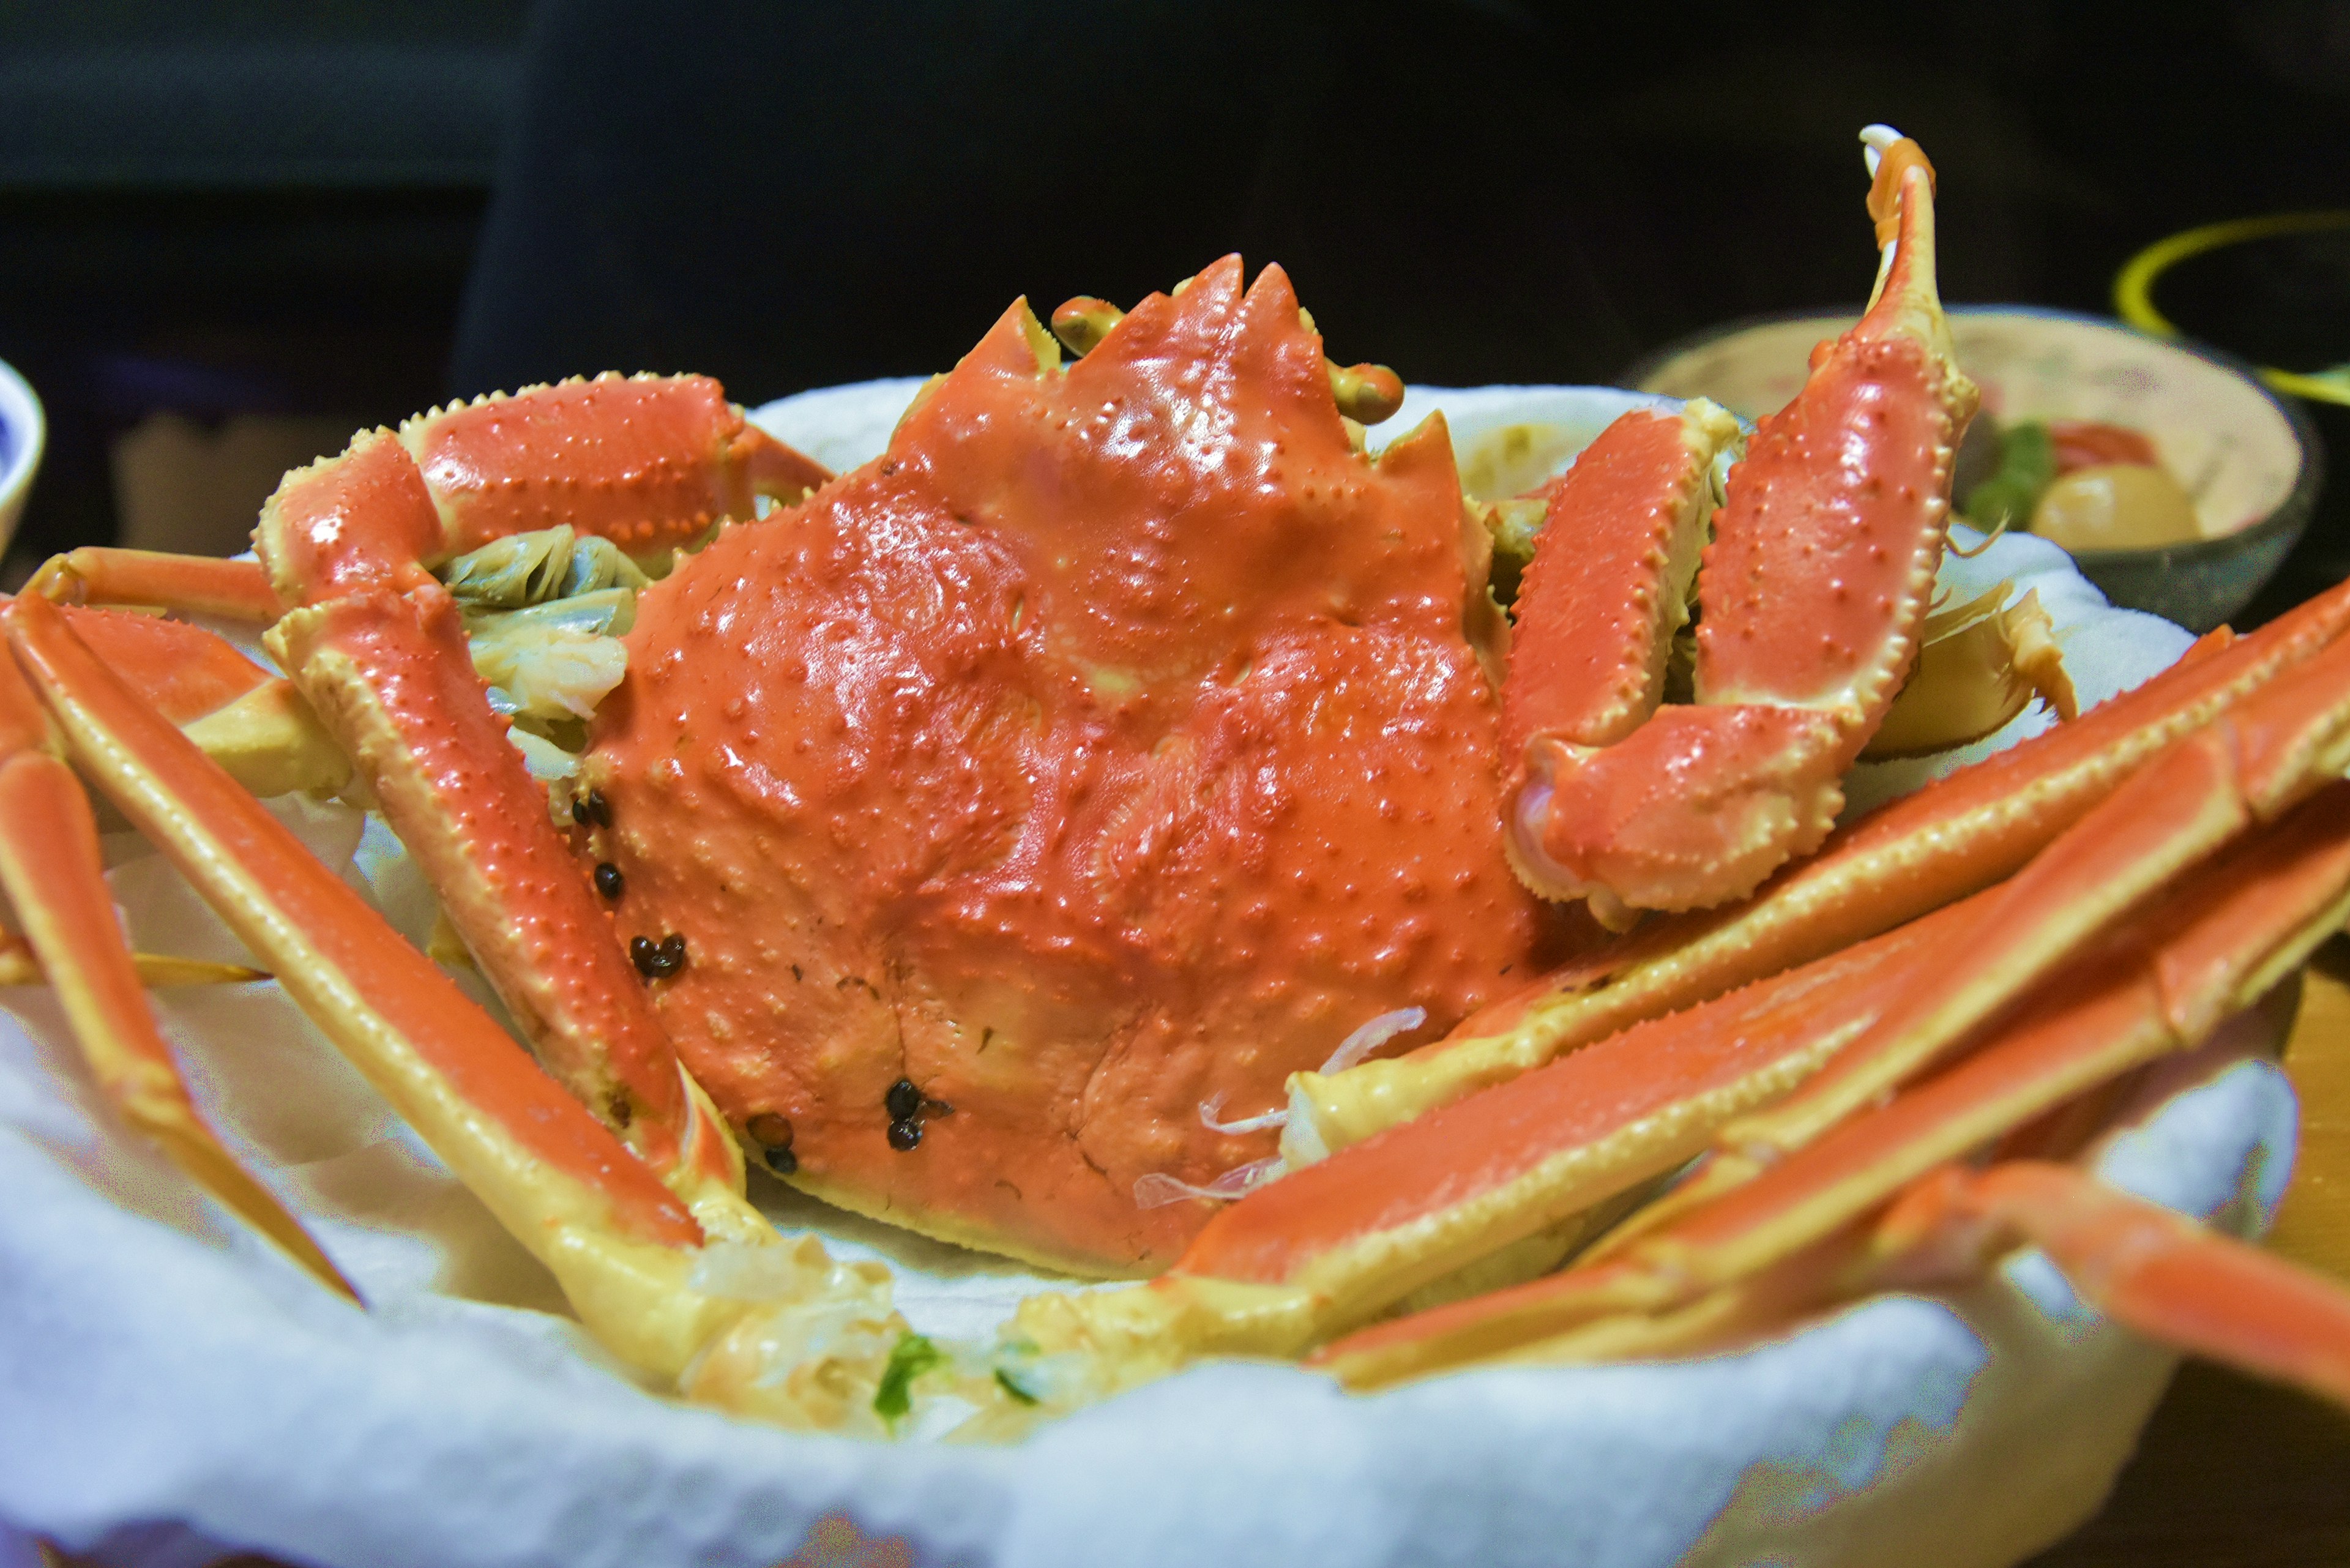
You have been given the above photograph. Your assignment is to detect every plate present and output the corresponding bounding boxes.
[0,384,2283,1568]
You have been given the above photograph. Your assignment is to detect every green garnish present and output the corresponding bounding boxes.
[873,1332,947,1424]
[1961,420,2054,531]
[994,1367,1042,1406]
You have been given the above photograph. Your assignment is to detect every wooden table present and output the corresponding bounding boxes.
[2027,938,2350,1566]
[40,949,2350,1568]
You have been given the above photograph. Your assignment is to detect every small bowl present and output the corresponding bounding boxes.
[0,356,44,561]
[1625,307,2323,632]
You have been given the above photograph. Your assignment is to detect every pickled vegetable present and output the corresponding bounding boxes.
[2047,419,2162,474]
[2028,462,2203,551]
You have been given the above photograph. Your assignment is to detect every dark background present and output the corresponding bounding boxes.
[5,5,2350,1562]
[10,2,2350,584]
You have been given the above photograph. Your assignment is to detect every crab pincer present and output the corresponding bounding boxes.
[1507,130,1975,919]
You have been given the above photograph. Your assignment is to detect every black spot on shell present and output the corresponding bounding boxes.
[631,935,685,979]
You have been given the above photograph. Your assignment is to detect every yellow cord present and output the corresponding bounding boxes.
[2114,212,2350,405]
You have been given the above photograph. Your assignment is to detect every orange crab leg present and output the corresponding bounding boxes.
[1891,1160,2350,1408]
[0,591,786,1373]
[1167,897,1971,1311]
[0,635,348,1296]
[1313,786,2350,1391]
[1510,136,1974,916]
[253,378,827,1188]
[1008,892,1988,1371]
[0,927,261,987]
[1591,621,2350,1250]
[267,586,703,1152]
[1729,625,2350,1156]
[43,603,350,803]
[29,548,282,622]
[259,376,829,601]
[1287,572,2350,1164]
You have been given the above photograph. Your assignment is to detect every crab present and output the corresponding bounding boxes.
[7,125,2350,1449]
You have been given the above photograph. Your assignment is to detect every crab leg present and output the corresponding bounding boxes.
[8,592,931,1430]
[1879,1160,2350,1408]
[28,547,282,621]
[1072,899,1969,1338]
[253,378,826,1190]
[1286,572,2350,1165]
[1,590,787,1373]
[1509,134,1974,917]
[1005,889,2009,1396]
[50,603,348,801]
[1311,786,2350,1393]
[0,602,327,989]
[0,930,258,987]
[0,632,348,1296]
[1585,618,2350,1248]
[1734,625,2350,1151]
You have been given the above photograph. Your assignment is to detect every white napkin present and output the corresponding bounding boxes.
[0,384,2267,1568]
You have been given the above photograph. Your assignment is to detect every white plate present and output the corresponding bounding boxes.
[0,384,2276,1568]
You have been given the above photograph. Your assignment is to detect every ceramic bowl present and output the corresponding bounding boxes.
[1627,307,2322,632]
[0,356,45,562]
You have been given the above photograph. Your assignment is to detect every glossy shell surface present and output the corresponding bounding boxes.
[585,263,1563,1272]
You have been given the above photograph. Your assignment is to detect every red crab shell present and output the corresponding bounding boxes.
[581,257,1571,1274]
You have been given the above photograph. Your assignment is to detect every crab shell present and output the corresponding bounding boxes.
[581,257,1568,1274]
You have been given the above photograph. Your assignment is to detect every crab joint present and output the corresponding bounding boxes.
[1049,297,1122,357]
[1329,363,1404,425]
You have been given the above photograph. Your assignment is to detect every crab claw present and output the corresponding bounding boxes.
[1509,128,1976,914]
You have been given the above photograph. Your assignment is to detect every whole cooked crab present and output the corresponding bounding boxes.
[7,127,2350,1444]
